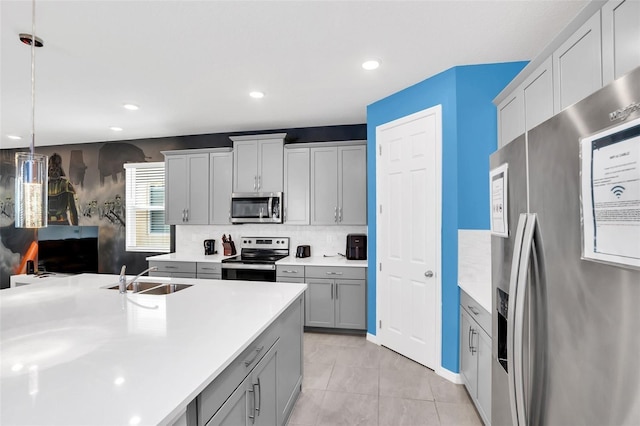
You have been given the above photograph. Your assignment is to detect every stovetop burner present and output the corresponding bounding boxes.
[221,237,290,267]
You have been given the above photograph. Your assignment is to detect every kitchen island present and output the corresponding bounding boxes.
[0,273,306,426]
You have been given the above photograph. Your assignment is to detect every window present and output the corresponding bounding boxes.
[124,162,170,252]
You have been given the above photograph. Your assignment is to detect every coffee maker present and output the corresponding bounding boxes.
[204,239,217,255]
[346,234,367,260]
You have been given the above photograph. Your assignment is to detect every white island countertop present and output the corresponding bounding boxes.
[0,274,306,426]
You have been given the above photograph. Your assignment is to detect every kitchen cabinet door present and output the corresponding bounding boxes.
[497,91,524,148]
[276,299,303,424]
[257,138,284,193]
[553,11,602,112]
[304,278,335,327]
[310,147,338,225]
[459,309,478,399]
[251,344,278,426]
[187,153,210,224]
[476,327,492,424]
[210,151,233,224]
[283,147,310,224]
[165,155,189,224]
[335,279,366,329]
[338,145,366,225]
[233,140,259,192]
[523,57,554,130]
[602,0,640,84]
[206,374,250,426]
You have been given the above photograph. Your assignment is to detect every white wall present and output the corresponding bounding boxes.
[176,224,367,256]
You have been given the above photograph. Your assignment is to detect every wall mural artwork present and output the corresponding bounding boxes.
[0,139,168,288]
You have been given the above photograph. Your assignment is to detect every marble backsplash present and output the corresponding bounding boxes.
[176,224,367,256]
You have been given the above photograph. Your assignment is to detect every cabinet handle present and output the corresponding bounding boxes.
[470,329,477,355]
[331,284,334,299]
[334,206,338,222]
[257,175,261,190]
[185,208,189,222]
[468,326,472,351]
[248,386,256,424]
[326,271,343,275]
[255,377,261,415]
[182,209,185,222]
[467,305,480,316]
[254,175,257,190]
[165,266,178,269]
[282,270,297,274]
[284,207,287,222]
[339,207,343,222]
[244,345,265,367]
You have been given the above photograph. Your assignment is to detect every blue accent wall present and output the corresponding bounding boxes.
[366,62,527,373]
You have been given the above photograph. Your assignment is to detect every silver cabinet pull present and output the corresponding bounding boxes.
[248,385,256,424]
[470,329,477,354]
[467,305,480,316]
[424,270,434,278]
[165,266,177,269]
[284,207,287,222]
[339,207,343,222]
[255,377,261,415]
[257,175,261,190]
[326,271,343,275]
[334,206,338,222]
[282,270,297,274]
[185,208,188,222]
[244,345,265,367]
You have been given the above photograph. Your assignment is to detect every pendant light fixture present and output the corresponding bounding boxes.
[15,0,48,228]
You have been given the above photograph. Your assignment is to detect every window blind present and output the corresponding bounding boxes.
[124,162,170,252]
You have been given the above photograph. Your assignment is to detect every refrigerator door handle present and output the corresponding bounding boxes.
[513,213,538,426]
[507,213,529,426]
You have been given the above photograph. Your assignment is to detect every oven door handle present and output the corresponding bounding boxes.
[221,263,276,271]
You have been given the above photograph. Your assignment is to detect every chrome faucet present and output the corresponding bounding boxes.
[118,265,158,293]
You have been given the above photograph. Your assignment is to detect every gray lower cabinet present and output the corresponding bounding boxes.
[197,263,222,280]
[195,296,303,426]
[304,266,366,330]
[276,265,305,283]
[149,261,197,279]
[460,290,491,425]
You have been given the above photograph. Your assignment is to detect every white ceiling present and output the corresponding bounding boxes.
[1,0,588,150]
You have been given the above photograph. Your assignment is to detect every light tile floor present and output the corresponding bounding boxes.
[287,332,483,426]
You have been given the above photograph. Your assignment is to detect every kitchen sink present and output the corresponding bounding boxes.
[106,282,192,294]
[138,284,193,295]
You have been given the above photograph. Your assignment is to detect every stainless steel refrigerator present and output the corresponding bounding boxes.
[490,66,640,425]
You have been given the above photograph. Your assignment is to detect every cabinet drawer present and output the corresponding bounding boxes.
[197,263,222,274]
[276,265,304,278]
[198,324,280,426]
[460,290,491,336]
[149,261,196,274]
[276,277,305,284]
[305,266,365,280]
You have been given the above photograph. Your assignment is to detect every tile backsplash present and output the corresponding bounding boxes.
[176,224,367,256]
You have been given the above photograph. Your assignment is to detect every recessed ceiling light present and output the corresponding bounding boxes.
[7,135,22,140]
[362,60,380,71]
[123,104,139,111]
[249,91,265,99]
[109,126,123,132]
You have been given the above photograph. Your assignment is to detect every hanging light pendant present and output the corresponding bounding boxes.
[15,0,47,228]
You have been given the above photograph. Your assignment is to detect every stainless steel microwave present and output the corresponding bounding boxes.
[230,192,283,224]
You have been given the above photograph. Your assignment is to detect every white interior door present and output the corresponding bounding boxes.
[376,106,441,370]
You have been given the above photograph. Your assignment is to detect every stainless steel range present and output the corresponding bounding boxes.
[221,237,289,281]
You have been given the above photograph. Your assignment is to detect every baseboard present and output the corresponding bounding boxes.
[437,366,463,384]
[366,332,379,345]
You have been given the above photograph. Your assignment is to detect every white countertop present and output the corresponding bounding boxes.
[458,281,491,313]
[147,253,368,268]
[146,252,233,263]
[276,255,368,268]
[0,274,306,426]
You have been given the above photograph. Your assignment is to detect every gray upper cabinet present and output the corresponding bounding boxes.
[310,143,367,225]
[209,151,233,225]
[283,147,310,224]
[602,0,640,84]
[523,57,554,132]
[553,11,602,112]
[231,133,285,193]
[497,92,524,148]
[164,152,209,225]
[338,145,367,225]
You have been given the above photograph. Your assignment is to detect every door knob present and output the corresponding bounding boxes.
[424,271,434,278]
